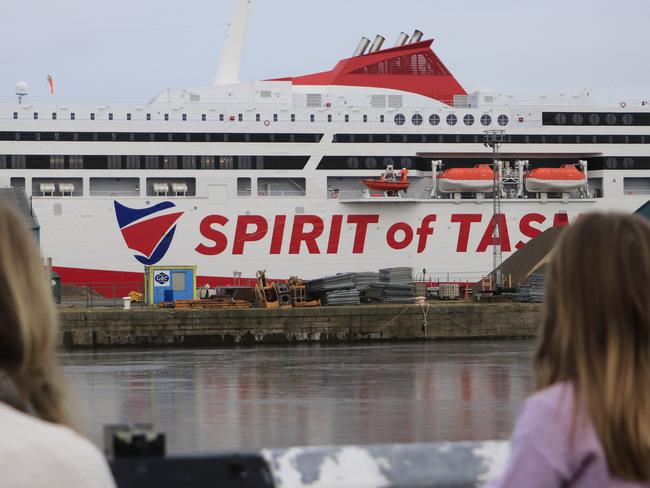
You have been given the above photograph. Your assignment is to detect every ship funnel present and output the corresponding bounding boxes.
[394,32,410,47]
[409,29,423,43]
[368,35,385,53]
[353,37,371,57]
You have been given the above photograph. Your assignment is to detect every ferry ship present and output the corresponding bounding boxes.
[1,0,649,288]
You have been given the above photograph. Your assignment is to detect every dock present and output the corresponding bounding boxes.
[59,302,540,348]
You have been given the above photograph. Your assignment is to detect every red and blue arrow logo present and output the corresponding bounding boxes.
[114,201,184,265]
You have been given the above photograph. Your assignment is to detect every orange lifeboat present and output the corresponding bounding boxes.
[525,164,587,193]
[363,167,410,192]
[438,164,494,193]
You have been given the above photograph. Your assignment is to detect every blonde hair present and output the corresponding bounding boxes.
[0,203,71,427]
[535,213,650,481]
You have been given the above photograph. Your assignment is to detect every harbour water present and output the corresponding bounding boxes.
[61,340,535,454]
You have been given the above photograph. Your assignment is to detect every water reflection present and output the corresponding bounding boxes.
[60,341,535,454]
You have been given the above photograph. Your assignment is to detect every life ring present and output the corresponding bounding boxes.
[620,101,627,109]
[263,120,270,127]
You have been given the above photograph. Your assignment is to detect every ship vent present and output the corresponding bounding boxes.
[260,90,272,98]
[306,93,322,107]
[453,94,469,108]
[189,93,201,102]
[388,94,403,108]
[371,94,387,108]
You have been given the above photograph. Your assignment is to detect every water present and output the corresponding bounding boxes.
[60,340,535,454]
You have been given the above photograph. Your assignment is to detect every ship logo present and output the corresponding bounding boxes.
[114,201,184,265]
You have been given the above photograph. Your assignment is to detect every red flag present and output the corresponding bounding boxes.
[47,74,54,95]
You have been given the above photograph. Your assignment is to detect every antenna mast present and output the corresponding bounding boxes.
[484,129,505,289]
[214,0,252,86]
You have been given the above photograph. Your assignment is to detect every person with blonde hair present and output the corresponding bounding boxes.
[491,213,650,487]
[0,204,115,487]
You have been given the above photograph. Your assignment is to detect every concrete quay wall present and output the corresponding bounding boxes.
[58,303,541,348]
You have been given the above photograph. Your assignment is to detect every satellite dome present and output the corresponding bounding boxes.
[15,81,29,96]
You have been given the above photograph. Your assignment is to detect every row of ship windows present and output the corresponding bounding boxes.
[0,155,309,170]
[0,131,323,143]
[3,131,650,145]
[394,113,509,127]
[2,154,648,171]
[542,112,650,126]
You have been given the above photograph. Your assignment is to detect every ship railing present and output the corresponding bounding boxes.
[56,282,146,309]
[334,190,433,200]
[88,191,141,197]
[256,190,306,197]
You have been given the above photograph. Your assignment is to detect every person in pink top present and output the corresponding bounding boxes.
[490,213,650,487]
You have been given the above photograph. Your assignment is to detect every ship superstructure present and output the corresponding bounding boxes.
[1,0,649,287]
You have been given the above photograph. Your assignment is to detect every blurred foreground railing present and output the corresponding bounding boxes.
[109,441,509,488]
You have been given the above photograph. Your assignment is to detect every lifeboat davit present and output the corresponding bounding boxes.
[438,164,494,193]
[363,167,410,192]
[525,165,587,193]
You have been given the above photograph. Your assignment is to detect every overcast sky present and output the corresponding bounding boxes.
[2,0,649,103]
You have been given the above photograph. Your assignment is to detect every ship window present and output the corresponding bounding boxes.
[162,156,178,169]
[363,114,368,123]
[273,114,278,122]
[201,114,206,121]
[623,157,635,169]
[401,157,413,169]
[52,112,57,120]
[411,114,423,126]
[310,114,315,122]
[606,157,618,169]
[446,114,457,126]
[237,177,252,196]
[382,157,395,168]
[365,157,378,169]
[429,114,440,126]
[219,114,224,121]
[347,157,359,169]
[33,112,38,120]
[126,113,131,121]
[182,114,187,121]
[606,113,617,125]
[497,114,509,126]
[256,114,261,122]
[589,113,600,125]
[380,114,385,123]
[345,114,349,123]
[394,113,406,125]
[238,113,243,122]
[125,155,140,169]
[90,113,95,120]
[164,113,169,121]
[291,114,296,122]
[109,113,114,120]
[623,113,634,125]
[146,113,151,121]
[572,113,583,125]
[328,114,332,123]
[555,113,567,125]
[144,155,159,169]
[480,114,491,126]
[13,112,18,119]
[463,114,475,126]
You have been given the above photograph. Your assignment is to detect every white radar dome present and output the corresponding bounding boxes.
[15,81,29,96]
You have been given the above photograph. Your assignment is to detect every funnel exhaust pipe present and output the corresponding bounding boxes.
[410,29,423,43]
[368,35,385,53]
[394,32,410,47]
[353,37,371,57]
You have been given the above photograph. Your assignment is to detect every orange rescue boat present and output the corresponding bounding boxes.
[363,167,410,192]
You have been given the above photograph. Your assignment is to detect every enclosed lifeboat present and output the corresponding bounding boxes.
[438,164,494,193]
[524,164,587,193]
[362,167,410,192]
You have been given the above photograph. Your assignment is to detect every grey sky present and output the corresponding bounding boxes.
[2,0,649,103]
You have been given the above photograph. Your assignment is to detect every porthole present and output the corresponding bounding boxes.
[411,114,423,126]
[463,114,475,126]
[480,114,492,126]
[589,113,600,125]
[623,157,634,169]
[401,157,413,169]
[572,113,584,125]
[606,157,618,169]
[606,113,617,125]
[347,157,359,169]
[364,157,377,169]
[429,114,440,126]
[446,114,457,126]
[555,113,567,125]
[623,113,634,125]
[394,113,406,125]
[497,114,509,126]
[382,157,395,168]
